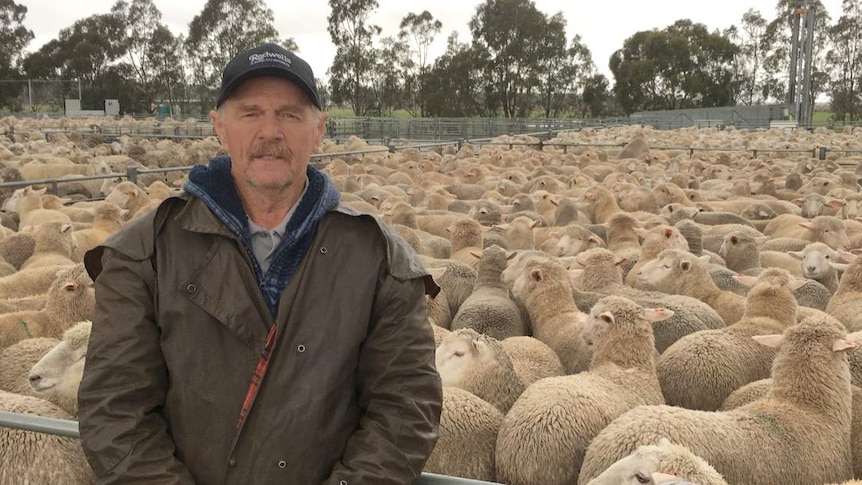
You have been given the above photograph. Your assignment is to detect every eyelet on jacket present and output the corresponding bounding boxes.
[186,283,196,293]
[278,460,286,469]
[340,481,347,485]
[319,247,328,254]
[297,345,306,353]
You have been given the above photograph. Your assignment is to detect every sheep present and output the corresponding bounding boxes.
[717,231,766,275]
[103,180,153,220]
[0,337,58,397]
[578,313,857,485]
[553,225,604,257]
[552,196,580,225]
[423,386,503,482]
[0,263,77,299]
[495,296,671,485]
[626,225,690,288]
[0,264,94,349]
[0,390,94,484]
[71,202,125,261]
[436,328,525,413]
[15,186,72,229]
[789,241,844,293]
[637,249,744,325]
[447,218,484,266]
[40,195,94,223]
[586,438,729,485]
[494,216,538,250]
[581,185,624,223]
[0,232,35,271]
[435,262,477,319]
[511,256,591,374]
[450,245,526,340]
[759,236,811,252]
[656,268,803,411]
[19,222,76,270]
[29,320,91,417]
[500,336,564,386]
[763,214,851,249]
[828,254,862,332]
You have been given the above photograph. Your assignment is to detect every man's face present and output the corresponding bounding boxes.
[211,76,327,193]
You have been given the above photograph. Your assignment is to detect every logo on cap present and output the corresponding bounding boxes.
[248,51,292,68]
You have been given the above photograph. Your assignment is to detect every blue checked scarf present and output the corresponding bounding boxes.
[184,156,341,318]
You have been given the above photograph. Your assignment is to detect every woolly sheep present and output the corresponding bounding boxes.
[511,256,590,374]
[495,296,671,485]
[0,390,94,484]
[15,186,72,229]
[71,202,125,261]
[637,249,744,325]
[435,262,477,319]
[579,314,858,485]
[436,328,525,413]
[500,336,564,386]
[29,320,92,417]
[827,254,862,332]
[656,268,803,411]
[447,218,484,266]
[586,438,728,485]
[20,222,76,270]
[554,225,604,257]
[0,264,77,299]
[626,225,690,288]
[763,214,851,249]
[450,245,525,340]
[0,337,58,397]
[789,242,845,293]
[0,265,94,349]
[423,386,503,482]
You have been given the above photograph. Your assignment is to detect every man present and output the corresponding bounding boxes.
[78,43,443,484]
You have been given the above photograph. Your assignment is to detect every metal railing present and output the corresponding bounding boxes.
[0,411,502,484]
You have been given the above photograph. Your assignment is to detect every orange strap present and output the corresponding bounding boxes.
[235,323,278,432]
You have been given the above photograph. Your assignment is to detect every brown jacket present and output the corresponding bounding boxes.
[78,194,442,485]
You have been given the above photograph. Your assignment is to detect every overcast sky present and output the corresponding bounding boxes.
[18,0,846,82]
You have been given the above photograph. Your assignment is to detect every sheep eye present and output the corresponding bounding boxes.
[453,351,464,358]
[635,472,650,484]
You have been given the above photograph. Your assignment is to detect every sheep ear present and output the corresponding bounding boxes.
[657,437,672,447]
[680,260,692,271]
[567,269,584,282]
[445,226,453,233]
[549,198,559,207]
[469,250,482,259]
[588,235,603,245]
[752,334,784,348]
[530,268,543,282]
[838,249,858,263]
[788,251,804,260]
[61,223,72,233]
[584,192,596,201]
[652,472,679,484]
[697,255,711,264]
[663,228,675,239]
[614,256,628,266]
[833,338,859,352]
[426,267,447,282]
[831,262,850,272]
[530,219,542,229]
[599,312,614,324]
[63,281,78,291]
[505,251,518,261]
[798,221,814,230]
[754,236,769,245]
[759,210,771,218]
[642,307,674,323]
[36,187,47,195]
[470,338,487,354]
[735,274,758,287]
[549,231,560,238]
[495,223,510,231]
[634,228,650,239]
[788,278,808,291]
[730,235,739,244]
[828,199,846,208]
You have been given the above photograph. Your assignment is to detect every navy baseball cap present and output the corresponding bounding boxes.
[216,43,322,110]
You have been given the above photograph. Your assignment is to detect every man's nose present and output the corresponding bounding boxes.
[257,113,284,139]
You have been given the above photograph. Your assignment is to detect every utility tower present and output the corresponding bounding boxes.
[787,0,816,127]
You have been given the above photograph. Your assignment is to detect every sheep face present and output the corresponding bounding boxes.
[584,442,664,485]
[435,330,492,387]
[800,247,837,280]
[28,333,87,403]
[635,255,678,288]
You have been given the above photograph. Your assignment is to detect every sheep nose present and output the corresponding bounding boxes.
[28,374,41,384]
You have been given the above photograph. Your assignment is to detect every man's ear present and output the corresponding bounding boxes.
[316,110,329,143]
[211,108,229,152]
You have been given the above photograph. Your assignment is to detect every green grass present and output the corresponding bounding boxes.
[813,111,835,122]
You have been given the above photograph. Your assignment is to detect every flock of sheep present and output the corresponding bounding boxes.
[2,114,862,485]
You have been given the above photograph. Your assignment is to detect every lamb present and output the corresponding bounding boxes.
[15,186,72,229]
[71,201,125,261]
[581,185,624,223]
[789,241,844,293]
[20,222,76,270]
[554,225,604,257]
[435,262,477,319]
[827,254,862,332]
[625,225,690,288]
[0,264,94,349]
[656,268,803,411]
[423,386,503,482]
[500,336,564,386]
[0,337,58,397]
[586,438,729,485]
[578,313,857,485]
[450,245,526,340]
[435,328,525,413]
[103,180,152,220]
[636,249,744,325]
[495,296,671,485]
[717,231,766,275]
[29,320,92,417]
[494,216,538,250]
[511,256,591,374]
[447,218,484,267]
[0,390,94,484]
[0,264,77,299]
[763,214,851,249]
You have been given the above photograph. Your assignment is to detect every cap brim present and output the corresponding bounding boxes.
[216,65,321,109]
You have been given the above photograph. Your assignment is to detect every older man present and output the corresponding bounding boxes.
[78,43,442,484]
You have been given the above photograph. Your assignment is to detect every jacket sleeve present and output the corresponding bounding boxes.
[323,273,443,485]
[78,246,195,484]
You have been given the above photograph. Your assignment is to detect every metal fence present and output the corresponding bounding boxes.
[0,411,501,485]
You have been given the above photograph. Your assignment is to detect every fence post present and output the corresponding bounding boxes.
[126,167,138,184]
[819,147,827,160]
[689,148,695,158]
[753,149,758,158]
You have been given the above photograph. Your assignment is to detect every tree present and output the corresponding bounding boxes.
[610,20,739,114]
[533,14,595,118]
[827,0,862,121]
[147,26,186,115]
[327,0,381,116]
[421,31,485,117]
[185,0,280,110]
[0,0,34,109]
[398,10,442,116]
[581,74,610,118]
[469,0,550,118]
[110,0,165,111]
[732,9,770,105]
[368,36,411,116]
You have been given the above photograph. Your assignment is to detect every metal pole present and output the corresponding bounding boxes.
[787,4,802,106]
[27,79,32,111]
[78,78,82,101]
[800,0,816,127]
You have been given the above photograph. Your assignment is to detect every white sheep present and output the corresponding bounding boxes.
[20,222,77,270]
[789,241,847,293]
[28,320,91,416]
[495,296,671,485]
[827,254,862,331]
[435,328,525,414]
[586,438,729,485]
[500,336,564,386]
[579,314,858,485]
